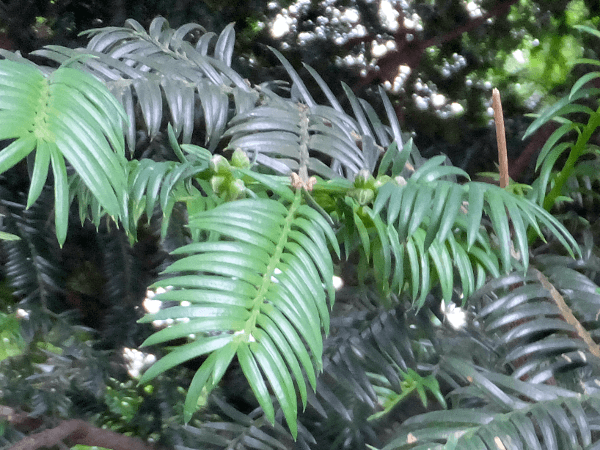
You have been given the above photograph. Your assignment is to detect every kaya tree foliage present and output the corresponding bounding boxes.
[1,15,600,450]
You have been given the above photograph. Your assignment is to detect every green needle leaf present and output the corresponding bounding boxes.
[49,146,69,246]
[0,135,36,175]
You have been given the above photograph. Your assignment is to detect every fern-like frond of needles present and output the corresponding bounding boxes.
[33,19,256,153]
[224,95,366,179]
[384,354,600,449]
[328,153,578,307]
[138,186,339,438]
[0,58,128,245]
[384,389,600,450]
[368,157,579,305]
[382,263,600,450]
[470,266,600,384]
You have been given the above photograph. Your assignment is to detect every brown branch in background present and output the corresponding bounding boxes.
[352,0,518,91]
[492,88,509,188]
[424,0,518,48]
[6,418,159,450]
[0,406,44,433]
[534,268,600,359]
[509,122,558,181]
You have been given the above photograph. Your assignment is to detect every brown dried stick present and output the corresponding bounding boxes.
[492,88,509,188]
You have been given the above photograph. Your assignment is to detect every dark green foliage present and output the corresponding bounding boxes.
[383,262,600,449]
[2,189,65,324]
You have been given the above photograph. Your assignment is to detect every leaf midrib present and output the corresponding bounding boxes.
[242,190,301,340]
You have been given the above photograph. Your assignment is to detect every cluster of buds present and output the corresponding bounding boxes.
[209,149,250,201]
[348,169,391,206]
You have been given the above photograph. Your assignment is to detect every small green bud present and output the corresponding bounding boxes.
[231,149,250,169]
[354,169,376,190]
[210,175,227,193]
[226,179,246,200]
[349,186,375,205]
[355,188,375,205]
[354,169,371,186]
[210,155,231,174]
